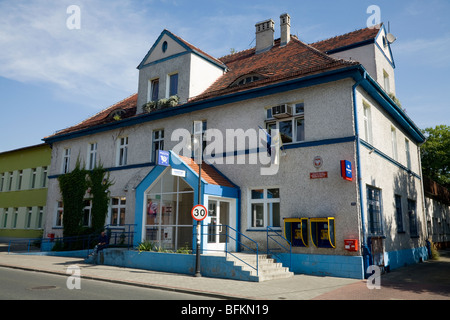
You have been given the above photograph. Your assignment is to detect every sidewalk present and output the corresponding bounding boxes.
[0,249,449,300]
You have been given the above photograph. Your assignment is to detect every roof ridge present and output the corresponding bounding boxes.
[310,23,382,46]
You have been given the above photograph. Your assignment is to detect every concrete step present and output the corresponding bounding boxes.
[225,252,293,282]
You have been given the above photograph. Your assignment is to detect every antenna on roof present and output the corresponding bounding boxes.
[386,21,397,44]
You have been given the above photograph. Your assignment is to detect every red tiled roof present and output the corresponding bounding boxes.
[45,94,137,138]
[189,36,358,102]
[178,155,236,188]
[168,30,227,69]
[310,24,381,53]
[47,26,373,139]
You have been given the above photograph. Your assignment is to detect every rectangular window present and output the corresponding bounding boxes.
[152,129,164,162]
[405,139,411,170]
[395,195,404,232]
[391,127,398,161]
[56,201,64,227]
[266,102,305,144]
[13,208,18,229]
[26,207,32,229]
[88,143,98,170]
[367,186,383,236]
[31,168,37,189]
[408,199,418,237]
[169,73,178,97]
[383,70,390,93]
[149,78,159,102]
[363,103,373,144]
[41,167,48,188]
[8,172,13,191]
[249,188,280,229]
[117,137,128,166]
[3,209,8,228]
[82,200,91,227]
[38,207,44,229]
[0,173,3,192]
[17,170,23,190]
[62,148,71,173]
[110,197,126,226]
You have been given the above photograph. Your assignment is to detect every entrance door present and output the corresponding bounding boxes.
[205,198,231,252]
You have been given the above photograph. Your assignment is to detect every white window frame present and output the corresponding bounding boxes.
[26,207,33,229]
[391,127,398,161]
[151,129,164,163]
[109,196,126,226]
[363,102,373,144]
[87,142,98,170]
[8,172,13,191]
[62,148,71,173]
[41,167,48,188]
[265,102,305,144]
[148,78,159,102]
[405,139,411,169]
[383,70,390,94]
[248,187,281,230]
[82,199,92,227]
[55,201,64,227]
[166,72,178,98]
[116,137,128,167]
[38,206,44,229]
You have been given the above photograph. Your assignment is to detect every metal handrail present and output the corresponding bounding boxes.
[7,224,136,256]
[200,224,259,276]
[266,226,292,271]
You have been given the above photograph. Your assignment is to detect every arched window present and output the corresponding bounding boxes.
[230,74,263,87]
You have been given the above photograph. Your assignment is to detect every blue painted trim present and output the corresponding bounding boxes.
[47,162,155,180]
[137,29,226,70]
[43,65,424,146]
[325,38,375,55]
[134,165,166,245]
[360,140,421,179]
[359,74,425,143]
[375,24,396,68]
[139,51,190,69]
[283,136,356,150]
[133,151,240,246]
[42,65,362,144]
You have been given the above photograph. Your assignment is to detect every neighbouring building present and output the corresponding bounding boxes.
[0,143,51,239]
[424,177,450,249]
[42,14,428,279]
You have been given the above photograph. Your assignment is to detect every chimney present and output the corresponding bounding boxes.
[280,13,291,46]
[255,19,274,54]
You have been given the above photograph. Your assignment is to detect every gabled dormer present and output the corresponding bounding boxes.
[311,23,397,96]
[136,30,227,114]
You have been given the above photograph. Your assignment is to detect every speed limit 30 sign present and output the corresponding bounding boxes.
[191,204,207,221]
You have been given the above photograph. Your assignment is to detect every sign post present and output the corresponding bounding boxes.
[192,205,207,278]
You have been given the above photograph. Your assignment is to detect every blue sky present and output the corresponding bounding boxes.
[0,0,449,152]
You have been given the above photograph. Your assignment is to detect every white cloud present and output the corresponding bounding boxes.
[0,0,167,108]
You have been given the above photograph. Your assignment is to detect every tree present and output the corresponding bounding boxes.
[88,164,114,233]
[58,159,114,239]
[421,125,450,188]
[58,159,88,239]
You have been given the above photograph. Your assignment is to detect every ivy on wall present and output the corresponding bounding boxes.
[58,159,114,238]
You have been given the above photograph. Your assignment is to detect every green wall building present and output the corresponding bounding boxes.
[0,143,51,239]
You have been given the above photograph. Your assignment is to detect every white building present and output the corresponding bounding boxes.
[43,15,427,279]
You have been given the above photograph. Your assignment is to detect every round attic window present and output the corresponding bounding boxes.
[162,41,168,53]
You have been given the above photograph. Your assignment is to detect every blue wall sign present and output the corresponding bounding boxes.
[157,150,170,166]
[340,160,353,181]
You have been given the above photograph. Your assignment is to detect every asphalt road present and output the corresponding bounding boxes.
[0,266,221,300]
